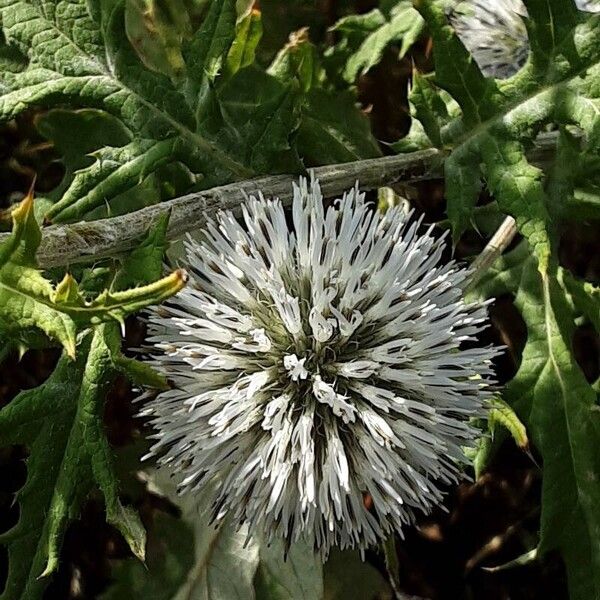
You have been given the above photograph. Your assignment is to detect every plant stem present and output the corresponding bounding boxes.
[463,216,518,292]
[5,149,442,268]
[383,535,403,600]
[383,536,429,600]
[0,131,556,268]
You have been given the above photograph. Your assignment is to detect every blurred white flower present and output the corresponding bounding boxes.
[141,176,498,557]
[449,0,600,79]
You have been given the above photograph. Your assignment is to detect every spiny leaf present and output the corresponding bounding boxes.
[514,266,600,600]
[296,88,382,165]
[473,243,600,600]
[266,27,381,165]
[113,353,169,390]
[1,0,383,223]
[0,0,253,222]
[181,0,237,101]
[0,189,185,355]
[45,138,180,223]
[471,395,531,480]
[0,189,77,357]
[408,0,600,267]
[0,326,144,600]
[111,210,172,390]
[0,211,182,599]
[113,211,170,289]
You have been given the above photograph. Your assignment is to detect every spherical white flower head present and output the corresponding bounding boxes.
[142,176,498,557]
[449,0,599,79]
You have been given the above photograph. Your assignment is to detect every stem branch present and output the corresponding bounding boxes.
[464,216,518,291]
[0,131,556,268]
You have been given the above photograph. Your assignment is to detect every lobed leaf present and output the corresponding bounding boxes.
[473,243,600,599]
[328,1,424,83]
[0,0,383,224]
[0,190,186,355]
[0,212,181,599]
[409,0,600,268]
[0,326,144,600]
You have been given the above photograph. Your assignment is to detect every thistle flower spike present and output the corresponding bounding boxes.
[141,176,499,557]
[449,0,600,79]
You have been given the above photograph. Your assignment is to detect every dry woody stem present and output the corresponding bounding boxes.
[0,133,557,269]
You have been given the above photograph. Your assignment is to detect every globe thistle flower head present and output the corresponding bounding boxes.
[142,176,498,557]
[449,0,600,79]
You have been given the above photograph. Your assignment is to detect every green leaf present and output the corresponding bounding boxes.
[474,243,600,600]
[102,470,326,600]
[406,0,600,267]
[0,0,300,223]
[0,0,386,221]
[182,0,237,98]
[0,326,145,600]
[125,0,192,79]
[254,540,323,600]
[267,27,321,93]
[0,208,182,599]
[0,31,27,86]
[35,108,132,179]
[44,138,179,223]
[0,190,78,357]
[225,7,263,78]
[445,145,482,243]
[323,549,391,600]
[329,1,424,83]
[114,353,169,389]
[36,108,172,220]
[131,473,260,600]
[563,272,600,332]
[571,185,600,220]
[0,188,185,352]
[114,211,170,289]
[296,88,382,165]
[488,397,529,451]
[101,511,195,600]
[514,267,600,600]
[264,27,381,164]
[408,72,447,148]
[111,210,172,390]
[205,65,303,174]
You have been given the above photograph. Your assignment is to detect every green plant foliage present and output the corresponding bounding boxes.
[407,0,600,263]
[0,190,185,357]
[125,0,194,79]
[468,397,530,480]
[103,471,324,600]
[327,0,424,83]
[0,205,183,599]
[323,549,391,600]
[266,29,382,165]
[0,0,380,224]
[0,326,146,600]
[397,2,600,597]
[1,0,600,598]
[471,241,600,600]
[101,510,195,600]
